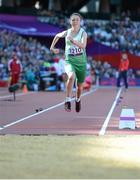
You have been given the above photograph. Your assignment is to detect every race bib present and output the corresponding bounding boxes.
[69,47,83,55]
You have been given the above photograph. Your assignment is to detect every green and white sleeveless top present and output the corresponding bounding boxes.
[65,27,86,60]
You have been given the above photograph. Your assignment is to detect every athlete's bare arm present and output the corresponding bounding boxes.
[50,31,67,54]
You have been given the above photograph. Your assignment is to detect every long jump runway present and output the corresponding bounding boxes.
[0,87,140,135]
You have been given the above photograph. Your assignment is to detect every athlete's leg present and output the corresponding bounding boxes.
[76,82,83,100]
[64,71,75,112]
[75,82,84,112]
[74,62,86,112]
[66,71,75,99]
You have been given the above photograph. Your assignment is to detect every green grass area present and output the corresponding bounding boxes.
[0,135,140,179]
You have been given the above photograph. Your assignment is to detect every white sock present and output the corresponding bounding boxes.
[76,97,81,102]
[65,97,71,102]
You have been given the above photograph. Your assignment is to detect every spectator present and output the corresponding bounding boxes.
[117,52,129,89]
[8,51,23,86]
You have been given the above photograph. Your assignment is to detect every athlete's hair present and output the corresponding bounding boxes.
[70,13,83,20]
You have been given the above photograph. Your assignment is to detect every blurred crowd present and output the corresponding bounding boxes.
[38,11,140,56]
[0,30,67,91]
[0,11,140,91]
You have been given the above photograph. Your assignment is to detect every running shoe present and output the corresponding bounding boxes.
[75,100,81,113]
[64,101,71,112]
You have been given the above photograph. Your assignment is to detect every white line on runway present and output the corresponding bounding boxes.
[0,88,98,131]
[99,88,122,136]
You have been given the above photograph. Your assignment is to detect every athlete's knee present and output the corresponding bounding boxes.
[77,83,83,91]
[68,78,74,85]
[68,73,75,82]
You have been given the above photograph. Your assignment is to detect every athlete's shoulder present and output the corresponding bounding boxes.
[80,27,87,35]
[80,27,86,32]
[80,27,87,38]
[57,30,67,38]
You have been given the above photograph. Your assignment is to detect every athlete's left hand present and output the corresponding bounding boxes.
[50,48,60,54]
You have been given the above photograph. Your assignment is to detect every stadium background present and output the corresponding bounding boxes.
[1,0,140,89]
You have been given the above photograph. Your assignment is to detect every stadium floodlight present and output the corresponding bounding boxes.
[35,1,40,9]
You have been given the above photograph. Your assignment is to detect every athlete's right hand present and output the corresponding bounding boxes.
[50,48,60,54]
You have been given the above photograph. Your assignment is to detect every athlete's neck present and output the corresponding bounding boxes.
[71,26,80,33]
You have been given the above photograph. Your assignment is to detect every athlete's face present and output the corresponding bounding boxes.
[70,15,81,27]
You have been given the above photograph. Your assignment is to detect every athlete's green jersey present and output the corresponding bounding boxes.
[65,28,87,83]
